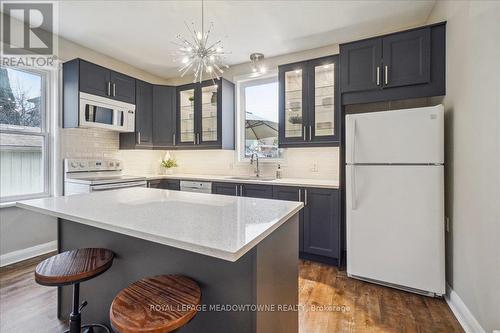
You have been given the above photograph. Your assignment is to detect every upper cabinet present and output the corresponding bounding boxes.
[340,23,445,104]
[340,38,382,92]
[176,78,234,149]
[78,59,136,104]
[152,85,176,149]
[120,83,176,150]
[279,55,340,148]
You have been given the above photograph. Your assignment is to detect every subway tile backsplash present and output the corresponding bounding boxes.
[61,129,339,181]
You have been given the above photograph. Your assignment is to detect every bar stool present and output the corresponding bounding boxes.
[35,248,114,333]
[110,275,201,333]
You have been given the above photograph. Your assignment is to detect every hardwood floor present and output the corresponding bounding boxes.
[0,253,67,332]
[0,254,463,333]
[299,260,463,333]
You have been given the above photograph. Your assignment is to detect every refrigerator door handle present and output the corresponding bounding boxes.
[351,118,357,164]
[351,166,357,210]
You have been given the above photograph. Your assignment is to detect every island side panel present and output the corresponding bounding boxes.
[58,218,257,333]
[254,213,299,333]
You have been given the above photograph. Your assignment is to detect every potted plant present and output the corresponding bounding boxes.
[161,153,178,175]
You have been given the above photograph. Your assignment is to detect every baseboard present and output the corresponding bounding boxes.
[0,240,57,267]
[445,284,486,333]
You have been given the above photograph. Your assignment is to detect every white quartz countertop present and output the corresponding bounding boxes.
[16,188,303,262]
[143,173,339,189]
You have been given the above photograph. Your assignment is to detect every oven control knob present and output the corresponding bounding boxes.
[109,161,115,167]
[79,162,86,168]
[71,162,78,168]
[116,162,121,168]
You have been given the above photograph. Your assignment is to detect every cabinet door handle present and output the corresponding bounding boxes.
[385,65,389,85]
[240,185,243,196]
[173,133,176,145]
[107,82,111,96]
[298,189,301,202]
[309,125,312,141]
[137,131,141,144]
[304,189,308,206]
[376,66,380,86]
[235,185,239,196]
[303,126,306,140]
[196,133,200,144]
[113,83,116,96]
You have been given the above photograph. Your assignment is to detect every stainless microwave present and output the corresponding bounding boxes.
[79,92,135,132]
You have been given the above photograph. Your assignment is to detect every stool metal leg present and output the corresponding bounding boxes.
[69,283,81,333]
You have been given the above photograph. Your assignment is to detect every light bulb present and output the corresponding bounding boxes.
[197,32,203,40]
[182,57,189,64]
[209,55,215,61]
[252,67,257,73]
[216,47,223,53]
[259,66,267,73]
[207,66,213,73]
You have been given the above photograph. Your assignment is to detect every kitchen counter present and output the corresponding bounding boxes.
[141,173,339,189]
[17,187,301,332]
[17,187,302,262]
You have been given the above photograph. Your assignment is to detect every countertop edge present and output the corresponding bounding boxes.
[16,200,303,262]
[143,174,339,189]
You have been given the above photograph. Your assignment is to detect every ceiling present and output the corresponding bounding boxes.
[54,0,436,79]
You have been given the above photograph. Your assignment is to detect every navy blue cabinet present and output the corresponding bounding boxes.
[148,179,180,190]
[274,186,340,263]
[78,59,136,103]
[240,184,274,199]
[153,85,176,148]
[176,78,234,149]
[273,186,304,252]
[279,55,340,147]
[79,60,110,98]
[212,182,238,196]
[340,38,382,93]
[340,23,445,104]
[303,187,340,259]
[110,71,136,104]
[120,80,153,149]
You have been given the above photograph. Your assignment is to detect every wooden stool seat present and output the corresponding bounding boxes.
[35,248,114,286]
[110,275,201,333]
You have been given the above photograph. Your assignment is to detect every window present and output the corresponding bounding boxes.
[0,67,50,202]
[238,75,282,160]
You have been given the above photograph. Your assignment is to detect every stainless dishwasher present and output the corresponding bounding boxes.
[179,180,212,194]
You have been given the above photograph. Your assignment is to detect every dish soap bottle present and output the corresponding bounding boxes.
[276,164,282,179]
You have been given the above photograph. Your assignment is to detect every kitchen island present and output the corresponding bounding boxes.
[17,188,303,333]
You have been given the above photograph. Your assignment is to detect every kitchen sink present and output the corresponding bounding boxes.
[227,176,276,181]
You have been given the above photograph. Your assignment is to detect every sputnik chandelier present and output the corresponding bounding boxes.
[174,0,229,83]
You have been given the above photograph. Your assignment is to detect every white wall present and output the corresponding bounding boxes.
[426,1,500,332]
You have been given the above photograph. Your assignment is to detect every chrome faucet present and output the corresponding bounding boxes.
[250,153,260,177]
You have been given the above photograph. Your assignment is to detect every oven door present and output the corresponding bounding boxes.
[90,181,147,192]
[79,93,135,132]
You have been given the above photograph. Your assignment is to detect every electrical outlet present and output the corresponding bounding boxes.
[445,217,450,232]
[311,163,319,172]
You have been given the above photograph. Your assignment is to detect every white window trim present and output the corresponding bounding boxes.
[234,71,286,165]
[0,65,60,204]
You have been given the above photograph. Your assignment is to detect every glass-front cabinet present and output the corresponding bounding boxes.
[279,55,340,147]
[200,82,219,144]
[176,78,234,149]
[178,85,196,144]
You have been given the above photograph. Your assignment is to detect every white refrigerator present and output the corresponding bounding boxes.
[346,105,445,296]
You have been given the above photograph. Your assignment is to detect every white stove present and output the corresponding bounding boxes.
[64,158,147,195]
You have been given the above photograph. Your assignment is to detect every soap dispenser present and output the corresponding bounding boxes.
[276,163,282,179]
